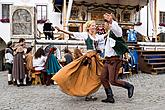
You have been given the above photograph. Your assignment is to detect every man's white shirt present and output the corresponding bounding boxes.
[104,20,122,57]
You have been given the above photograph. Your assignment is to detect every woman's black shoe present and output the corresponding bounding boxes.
[13,81,17,85]
[85,96,97,101]
[17,84,20,87]
[101,97,115,103]
[8,81,13,85]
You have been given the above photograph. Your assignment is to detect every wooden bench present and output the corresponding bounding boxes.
[31,67,46,85]
[32,71,42,85]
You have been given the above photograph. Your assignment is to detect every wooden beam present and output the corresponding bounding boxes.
[63,0,67,30]
[154,0,157,42]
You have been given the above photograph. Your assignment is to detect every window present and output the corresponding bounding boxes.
[2,4,12,19]
[1,4,12,23]
[160,11,165,24]
[69,26,79,32]
[135,11,141,23]
[36,5,47,23]
[122,11,131,22]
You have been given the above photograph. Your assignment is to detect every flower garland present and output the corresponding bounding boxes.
[0,18,9,23]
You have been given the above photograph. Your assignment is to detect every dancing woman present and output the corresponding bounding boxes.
[52,20,105,101]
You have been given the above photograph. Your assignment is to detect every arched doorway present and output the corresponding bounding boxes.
[0,37,6,71]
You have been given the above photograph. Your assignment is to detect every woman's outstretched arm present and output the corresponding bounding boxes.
[55,26,74,36]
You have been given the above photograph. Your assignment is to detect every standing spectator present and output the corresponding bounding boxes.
[43,20,55,40]
[54,47,61,60]
[45,47,61,86]
[127,26,137,42]
[12,38,26,87]
[44,45,61,60]
[5,41,14,85]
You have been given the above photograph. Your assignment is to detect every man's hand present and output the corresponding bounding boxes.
[103,13,113,24]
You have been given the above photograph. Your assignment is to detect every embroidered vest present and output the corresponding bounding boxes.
[109,31,128,56]
[85,36,94,50]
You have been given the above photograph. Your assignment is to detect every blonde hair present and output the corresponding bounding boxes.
[84,20,95,32]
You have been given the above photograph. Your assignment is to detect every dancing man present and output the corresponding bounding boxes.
[100,13,134,103]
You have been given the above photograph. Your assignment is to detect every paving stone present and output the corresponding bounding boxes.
[0,71,165,110]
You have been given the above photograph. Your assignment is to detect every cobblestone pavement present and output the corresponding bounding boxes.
[1,71,165,110]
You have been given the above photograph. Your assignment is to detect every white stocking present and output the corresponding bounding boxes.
[8,74,12,81]
[17,79,20,85]
[23,74,27,85]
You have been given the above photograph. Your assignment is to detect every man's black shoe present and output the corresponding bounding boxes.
[101,97,115,103]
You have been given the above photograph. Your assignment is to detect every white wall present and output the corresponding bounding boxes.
[135,6,154,37]
[157,0,165,34]
[135,0,165,37]
[0,22,11,43]
[0,0,14,43]
[1,0,164,43]
[0,0,62,43]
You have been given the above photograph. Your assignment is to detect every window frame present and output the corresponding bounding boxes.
[159,11,165,24]
[1,4,12,23]
[36,5,47,23]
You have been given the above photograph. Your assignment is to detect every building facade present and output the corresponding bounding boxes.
[136,0,165,38]
[1,0,165,43]
[0,0,62,70]
[0,0,63,44]
[0,0,165,70]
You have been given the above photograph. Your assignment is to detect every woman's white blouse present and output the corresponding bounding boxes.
[33,55,47,71]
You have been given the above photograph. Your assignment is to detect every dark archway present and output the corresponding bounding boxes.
[0,37,7,71]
